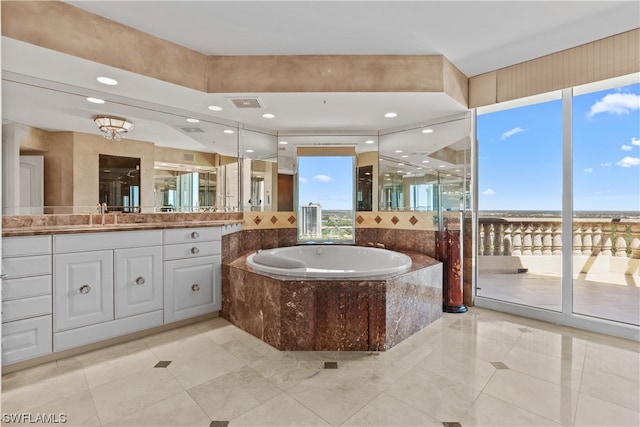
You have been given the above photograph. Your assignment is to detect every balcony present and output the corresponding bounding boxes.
[477,217,640,325]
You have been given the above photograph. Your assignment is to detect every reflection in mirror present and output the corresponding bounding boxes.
[378,113,471,218]
[99,154,140,212]
[3,71,242,214]
[240,128,278,212]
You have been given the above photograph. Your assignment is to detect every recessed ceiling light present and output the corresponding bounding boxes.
[86,97,105,104]
[422,128,434,134]
[279,140,288,145]
[384,112,398,118]
[186,118,199,123]
[246,149,254,153]
[97,76,118,85]
[208,105,223,111]
[401,155,409,158]
[398,163,404,166]
[365,172,371,175]
[395,150,403,153]
[262,113,275,119]
[223,129,235,134]
[365,140,375,144]
[439,165,446,168]
[417,167,423,170]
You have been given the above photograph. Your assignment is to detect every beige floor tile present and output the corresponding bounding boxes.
[579,365,640,412]
[511,327,588,361]
[386,365,481,421]
[248,352,322,391]
[81,345,160,388]
[574,392,640,426]
[89,367,184,425]
[286,369,386,426]
[483,369,578,425]
[339,351,417,389]
[221,339,267,364]
[503,345,584,390]
[342,392,442,426]
[583,342,640,381]
[230,393,331,426]
[460,393,560,427]
[188,365,282,421]
[26,390,101,426]
[1,363,89,413]
[144,327,219,361]
[440,330,515,362]
[453,318,524,346]
[417,347,497,391]
[167,344,245,389]
[104,391,211,426]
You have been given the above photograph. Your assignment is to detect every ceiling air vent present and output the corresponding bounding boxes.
[228,97,263,109]
[183,153,195,162]
[180,127,205,133]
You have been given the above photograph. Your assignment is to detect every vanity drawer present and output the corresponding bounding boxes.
[2,315,52,365]
[164,227,221,245]
[3,275,52,300]
[2,295,52,323]
[163,241,220,260]
[2,235,52,258]
[2,255,51,279]
[54,230,162,253]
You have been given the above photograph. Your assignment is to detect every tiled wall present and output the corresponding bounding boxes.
[237,211,438,258]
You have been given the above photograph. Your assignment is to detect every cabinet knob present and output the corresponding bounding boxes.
[191,231,199,239]
[191,284,200,292]
[191,247,200,254]
[79,285,91,294]
[135,276,146,285]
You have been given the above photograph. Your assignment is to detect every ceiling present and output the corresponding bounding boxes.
[2,1,639,157]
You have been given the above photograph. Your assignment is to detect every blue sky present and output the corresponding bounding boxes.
[298,156,354,210]
[478,82,640,212]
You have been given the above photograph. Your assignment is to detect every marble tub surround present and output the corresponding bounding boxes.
[222,251,442,351]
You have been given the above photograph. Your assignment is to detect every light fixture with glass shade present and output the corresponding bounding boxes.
[93,115,134,140]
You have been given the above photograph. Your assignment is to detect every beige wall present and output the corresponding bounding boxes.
[43,132,74,212]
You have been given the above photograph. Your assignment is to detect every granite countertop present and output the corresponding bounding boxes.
[2,220,244,237]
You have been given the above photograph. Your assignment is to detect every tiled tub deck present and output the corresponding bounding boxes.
[222,251,442,351]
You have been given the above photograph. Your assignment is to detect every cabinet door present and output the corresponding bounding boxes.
[163,256,220,323]
[54,251,113,332]
[2,315,52,365]
[115,246,163,319]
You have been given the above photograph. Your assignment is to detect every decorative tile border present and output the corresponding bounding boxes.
[244,211,437,231]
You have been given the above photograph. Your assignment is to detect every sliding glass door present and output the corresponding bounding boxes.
[572,79,640,326]
[475,73,640,337]
[476,94,563,311]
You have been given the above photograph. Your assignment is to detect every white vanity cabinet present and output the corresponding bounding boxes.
[53,230,164,351]
[1,235,53,365]
[163,227,221,323]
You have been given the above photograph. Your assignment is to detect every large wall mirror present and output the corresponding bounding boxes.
[2,71,241,215]
[378,113,471,223]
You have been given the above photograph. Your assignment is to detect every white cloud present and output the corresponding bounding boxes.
[588,93,640,117]
[482,188,496,196]
[616,156,640,167]
[313,174,332,182]
[501,127,525,140]
[600,161,613,167]
[584,168,593,173]
[299,177,308,184]
[632,137,640,146]
[622,145,633,151]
